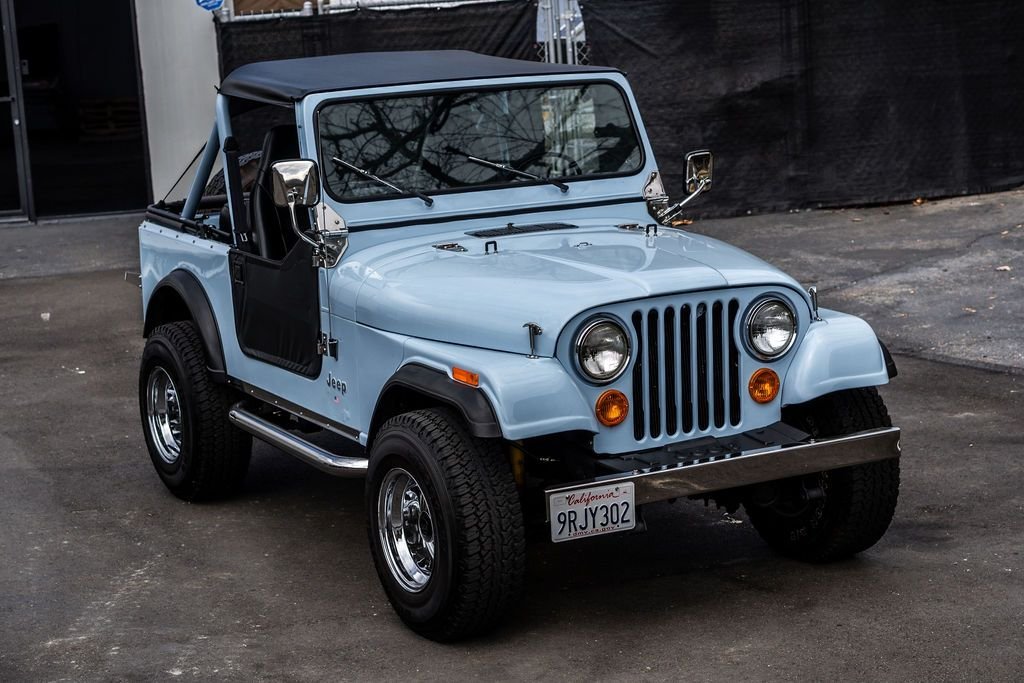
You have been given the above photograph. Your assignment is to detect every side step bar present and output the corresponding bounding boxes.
[229,407,368,478]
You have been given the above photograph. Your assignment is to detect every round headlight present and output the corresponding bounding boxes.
[575,319,630,383]
[747,299,797,359]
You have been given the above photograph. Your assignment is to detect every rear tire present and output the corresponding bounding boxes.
[366,407,525,641]
[744,387,899,562]
[139,321,251,501]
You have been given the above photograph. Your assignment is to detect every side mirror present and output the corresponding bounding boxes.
[270,159,321,208]
[269,159,348,269]
[655,150,714,225]
[685,150,713,194]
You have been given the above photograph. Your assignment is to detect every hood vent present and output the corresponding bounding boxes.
[466,222,577,238]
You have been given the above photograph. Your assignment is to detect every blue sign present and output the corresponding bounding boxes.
[196,0,224,10]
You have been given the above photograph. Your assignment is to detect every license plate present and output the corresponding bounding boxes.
[548,482,635,543]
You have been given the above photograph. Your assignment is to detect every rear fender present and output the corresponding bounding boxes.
[143,270,226,380]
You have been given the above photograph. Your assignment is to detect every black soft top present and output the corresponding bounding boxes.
[219,50,618,107]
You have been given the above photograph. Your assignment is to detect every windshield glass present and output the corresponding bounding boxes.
[318,82,643,202]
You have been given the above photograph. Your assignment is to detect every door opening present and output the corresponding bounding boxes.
[0,0,29,218]
[14,0,149,216]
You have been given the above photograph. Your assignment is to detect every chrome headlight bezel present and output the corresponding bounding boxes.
[573,317,632,384]
[743,296,798,361]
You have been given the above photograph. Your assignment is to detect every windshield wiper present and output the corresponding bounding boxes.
[461,153,569,193]
[331,156,434,207]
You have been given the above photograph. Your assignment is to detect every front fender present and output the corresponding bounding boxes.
[402,337,598,440]
[782,308,889,406]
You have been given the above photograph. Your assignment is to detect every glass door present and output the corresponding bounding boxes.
[0,0,31,218]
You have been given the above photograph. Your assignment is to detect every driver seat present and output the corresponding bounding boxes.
[249,125,305,261]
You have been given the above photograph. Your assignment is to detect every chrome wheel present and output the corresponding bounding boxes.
[146,366,183,465]
[377,467,435,592]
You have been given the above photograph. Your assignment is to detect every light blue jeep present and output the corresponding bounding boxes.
[138,51,901,640]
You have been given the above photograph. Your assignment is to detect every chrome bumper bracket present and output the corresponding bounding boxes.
[546,426,901,508]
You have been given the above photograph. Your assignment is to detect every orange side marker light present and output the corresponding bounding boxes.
[748,368,780,404]
[595,389,629,427]
[452,367,479,387]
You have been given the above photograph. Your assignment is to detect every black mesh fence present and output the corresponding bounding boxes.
[216,2,536,75]
[216,0,1024,215]
[583,0,1024,216]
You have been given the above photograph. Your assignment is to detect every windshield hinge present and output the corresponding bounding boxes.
[317,332,338,359]
[643,170,670,221]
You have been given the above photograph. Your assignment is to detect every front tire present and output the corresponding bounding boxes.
[366,408,525,641]
[744,387,900,562]
[139,321,251,501]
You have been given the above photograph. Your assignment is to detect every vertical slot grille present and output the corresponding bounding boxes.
[664,307,677,435]
[631,311,645,440]
[629,297,742,442]
[681,304,693,433]
[647,310,660,437]
[728,300,741,425]
[696,303,709,431]
[712,301,725,429]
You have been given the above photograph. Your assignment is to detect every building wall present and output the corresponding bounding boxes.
[134,1,220,200]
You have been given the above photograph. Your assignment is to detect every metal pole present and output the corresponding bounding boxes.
[564,0,576,65]
[548,0,558,63]
[182,123,220,221]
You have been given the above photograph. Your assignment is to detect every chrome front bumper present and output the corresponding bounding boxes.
[545,426,901,509]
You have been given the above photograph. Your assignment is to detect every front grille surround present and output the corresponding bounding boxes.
[559,287,808,455]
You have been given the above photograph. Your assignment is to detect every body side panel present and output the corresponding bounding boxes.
[140,222,357,437]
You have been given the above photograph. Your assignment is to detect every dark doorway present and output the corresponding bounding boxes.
[0,1,29,218]
[14,0,148,216]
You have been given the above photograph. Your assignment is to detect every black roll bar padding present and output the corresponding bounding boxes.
[222,136,251,246]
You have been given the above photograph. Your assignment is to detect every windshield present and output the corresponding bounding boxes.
[318,82,643,202]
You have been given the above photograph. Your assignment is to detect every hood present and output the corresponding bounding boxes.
[350,221,804,356]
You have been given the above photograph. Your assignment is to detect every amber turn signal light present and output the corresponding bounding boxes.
[595,389,629,427]
[748,368,780,403]
[452,367,479,387]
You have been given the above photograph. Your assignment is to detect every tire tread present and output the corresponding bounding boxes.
[143,321,250,500]
[746,387,899,562]
[371,407,525,641]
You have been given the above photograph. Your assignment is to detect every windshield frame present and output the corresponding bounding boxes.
[312,78,647,206]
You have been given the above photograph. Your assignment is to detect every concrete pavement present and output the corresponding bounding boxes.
[689,189,1024,373]
[0,213,142,281]
[1,193,1022,680]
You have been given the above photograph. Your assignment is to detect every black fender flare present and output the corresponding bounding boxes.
[371,363,502,443]
[144,270,227,380]
[879,340,898,379]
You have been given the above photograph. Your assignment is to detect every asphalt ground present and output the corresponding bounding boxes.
[1,193,1022,680]
[690,189,1024,372]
